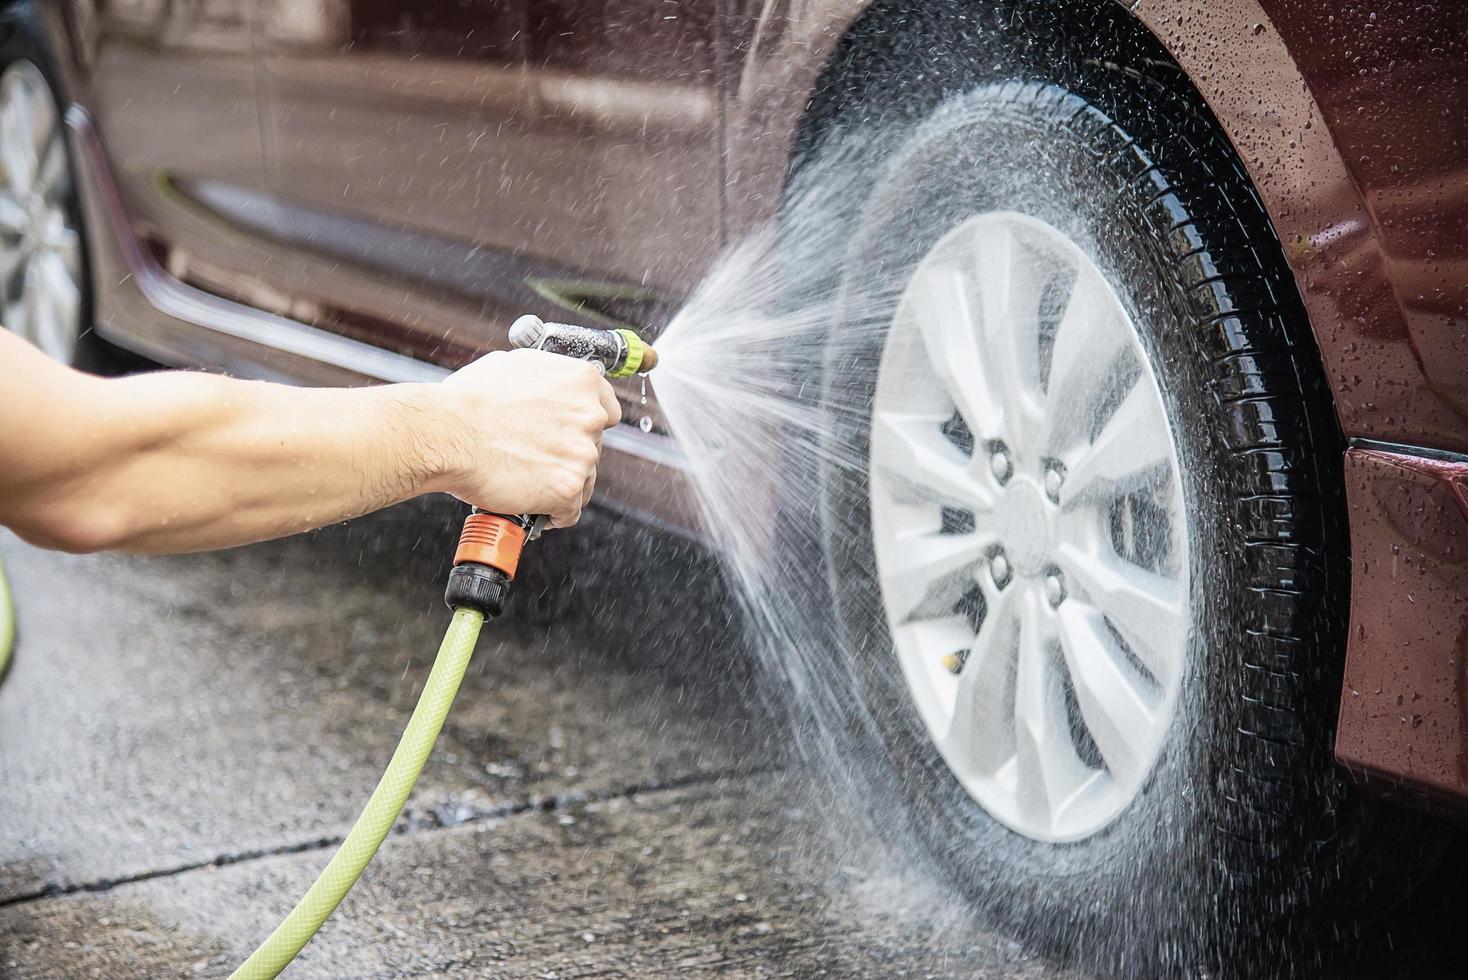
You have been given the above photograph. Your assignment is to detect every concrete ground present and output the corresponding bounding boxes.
[0,501,1065,979]
[1,499,1466,978]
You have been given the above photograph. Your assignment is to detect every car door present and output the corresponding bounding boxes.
[85,0,273,308]
[252,0,723,365]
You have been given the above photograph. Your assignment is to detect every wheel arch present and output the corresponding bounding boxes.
[726,0,1459,450]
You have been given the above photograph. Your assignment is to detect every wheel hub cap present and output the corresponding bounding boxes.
[868,211,1191,843]
[998,481,1050,576]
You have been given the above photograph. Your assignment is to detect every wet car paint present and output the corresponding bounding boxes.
[28,0,1468,801]
[1335,445,1468,805]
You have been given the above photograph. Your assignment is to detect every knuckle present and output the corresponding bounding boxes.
[555,473,584,502]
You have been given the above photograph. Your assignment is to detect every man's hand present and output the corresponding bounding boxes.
[426,349,622,528]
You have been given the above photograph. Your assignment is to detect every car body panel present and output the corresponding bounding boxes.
[64,0,280,320]
[28,0,1468,801]
[254,0,722,360]
[1335,445,1468,806]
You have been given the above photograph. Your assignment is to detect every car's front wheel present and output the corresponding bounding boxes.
[815,70,1446,974]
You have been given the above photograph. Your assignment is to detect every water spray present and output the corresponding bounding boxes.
[232,316,659,979]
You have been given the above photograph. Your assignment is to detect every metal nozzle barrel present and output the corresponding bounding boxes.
[508,314,658,377]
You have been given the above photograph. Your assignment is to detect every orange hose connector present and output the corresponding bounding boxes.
[454,514,526,578]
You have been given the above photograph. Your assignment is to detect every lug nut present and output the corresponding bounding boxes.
[1043,570,1067,607]
[1044,463,1064,503]
[990,551,1012,588]
[989,446,1013,484]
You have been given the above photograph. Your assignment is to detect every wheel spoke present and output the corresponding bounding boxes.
[0,72,46,192]
[900,262,1004,442]
[0,240,24,296]
[877,527,994,622]
[0,104,34,195]
[25,251,78,360]
[1057,543,1186,685]
[895,615,978,666]
[893,613,975,708]
[871,409,995,512]
[19,72,53,168]
[49,222,81,280]
[36,131,68,204]
[1059,378,1173,507]
[39,249,78,319]
[22,260,52,351]
[1043,265,1133,457]
[971,220,1047,453]
[14,261,42,343]
[1012,591,1089,831]
[1055,602,1158,784]
[942,584,1020,772]
[0,193,25,236]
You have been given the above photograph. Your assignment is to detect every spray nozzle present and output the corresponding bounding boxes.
[509,315,658,378]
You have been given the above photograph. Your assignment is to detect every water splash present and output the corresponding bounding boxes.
[642,111,1204,975]
[647,128,978,935]
[650,137,895,747]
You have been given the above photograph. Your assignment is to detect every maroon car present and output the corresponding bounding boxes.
[3,0,1464,971]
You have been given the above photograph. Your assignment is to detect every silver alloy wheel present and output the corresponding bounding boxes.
[868,210,1190,843]
[0,59,83,362]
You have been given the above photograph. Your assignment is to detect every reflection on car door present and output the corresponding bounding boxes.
[87,0,273,308]
[249,0,722,365]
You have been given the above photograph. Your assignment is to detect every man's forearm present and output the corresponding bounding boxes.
[66,373,449,553]
[0,338,455,553]
[1,327,617,553]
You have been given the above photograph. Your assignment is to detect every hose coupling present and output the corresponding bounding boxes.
[444,512,536,618]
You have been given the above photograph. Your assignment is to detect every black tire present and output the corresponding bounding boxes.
[0,7,132,374]
[810,64,1448,978]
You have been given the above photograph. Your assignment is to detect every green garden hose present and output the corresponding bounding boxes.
[0,554,14,682]
[0,552,488,978]
[232,606,486,979]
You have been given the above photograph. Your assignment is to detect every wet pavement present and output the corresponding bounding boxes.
[0,499,1067,978]
[4,499,1468,978]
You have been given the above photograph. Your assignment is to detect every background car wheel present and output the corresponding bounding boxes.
[0,14,121,373]
[813,64,1449,976]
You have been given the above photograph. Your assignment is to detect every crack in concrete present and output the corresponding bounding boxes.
[0,766,775,910]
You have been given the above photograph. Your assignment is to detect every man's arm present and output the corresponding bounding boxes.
[0,330,620,554]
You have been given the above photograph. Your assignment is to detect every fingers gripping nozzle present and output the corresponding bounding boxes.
[446,316,657,617]
[509,314,659,377]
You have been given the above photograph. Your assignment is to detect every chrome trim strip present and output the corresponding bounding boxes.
[64,105,688,469]
[1349,438,1468,465]
[67,106,443,385]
